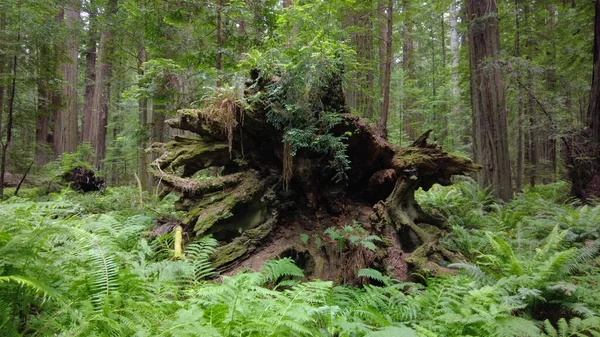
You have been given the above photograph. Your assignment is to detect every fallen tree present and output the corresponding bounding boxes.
[150,72,479,283]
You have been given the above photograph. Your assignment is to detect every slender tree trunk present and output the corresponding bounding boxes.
[378,0,386,98]
[216,0,223,87]
[466,0,513,201]
[589,0,600,144]
[523,2,537,187]
[0,11,6,157]
[449,0,460,149]
[82,5,97,143]
[402,0,415,139]
[0,31,18,199]
[514,0,523,191]
[526,95,537,187]
[545,5,558,183]
[376,0,393,139]
[137,46,150,191]
[35,68,50,166]
[54,2,80,156]
[441,13,446,67]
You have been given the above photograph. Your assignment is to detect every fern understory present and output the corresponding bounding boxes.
[1,181,599,337]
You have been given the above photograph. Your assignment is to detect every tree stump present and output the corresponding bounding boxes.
[150,74,480,283]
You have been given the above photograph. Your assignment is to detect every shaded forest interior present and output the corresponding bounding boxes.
[1,0,600,336]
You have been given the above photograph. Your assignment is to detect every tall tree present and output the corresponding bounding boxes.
[54,1,80,156]
[401,0,416,139]
[0,1,18,199]
[89,0,118,169]
[81,1,97,144]
[590,0,600,144]
[375,0,393,138]
[448,0,460,149]
[466,0,513,201]
[514,0,523,191]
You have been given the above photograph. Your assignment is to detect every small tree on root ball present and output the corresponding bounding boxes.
[149,72,479,283]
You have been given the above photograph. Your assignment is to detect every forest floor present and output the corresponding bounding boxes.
[1,180,599,336]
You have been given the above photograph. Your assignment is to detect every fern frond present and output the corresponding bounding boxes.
[260,258,304,284]
[358,268,390,286]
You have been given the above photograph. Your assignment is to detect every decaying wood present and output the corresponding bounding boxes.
[150,73,480,283]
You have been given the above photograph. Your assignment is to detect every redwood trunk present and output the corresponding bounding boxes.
[466,0,513,200]
[82,6,97,144]
[54,3,80,156]
[89,0,117,170]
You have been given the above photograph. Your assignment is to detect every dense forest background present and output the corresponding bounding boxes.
[0,0,598,198]
[2,0,600,336]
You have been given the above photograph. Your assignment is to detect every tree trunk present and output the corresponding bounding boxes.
[137,46,150,191]
[378,0,386,97]
[0,10,6,164]
[82,5,97,144]
[0,32,18,199]
[466,0,513,201]
[449,0,460,149]
[35,76,51,166]
[590,0,600,144]
[89,0,117,170]
[526,94,537,187]
[402,0,415,140]
[514,0,523,191]
[216,0,223,87]
[376,0,393,139]
[54,2,80,156]
[351,4,375,119]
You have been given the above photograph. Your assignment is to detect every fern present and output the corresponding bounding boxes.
[358,268,390,286]
[260,257,305,284]
[542,317,600,337]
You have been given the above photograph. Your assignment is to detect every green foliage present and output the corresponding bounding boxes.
[323,221,382,253]
[541,317,600,337]
[41,143,97,180]
[244,33,356,182]
[2,181,600,336]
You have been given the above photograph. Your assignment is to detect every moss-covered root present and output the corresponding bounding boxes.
[379,176,460,276]
[151,136,231,177]
[183,170,264,236]
[403,222,460,277]
[211,216,278,270]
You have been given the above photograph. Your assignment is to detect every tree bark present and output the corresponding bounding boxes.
[449,0,460,149]
[89,0,117,170]
[0,30,18,199]
[589,0,600,144]
[351,4,375,119]
[82,4,97,144]
[402,0,416,140]
[137,46,150,191]
[514,0,523,190]
[0,10,6,162]
[466,0,513,201]
[216,0,223,87]
[376,0,393,139]
[54,2,80,156]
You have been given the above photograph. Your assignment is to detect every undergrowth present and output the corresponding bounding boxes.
[0,180,598,336]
